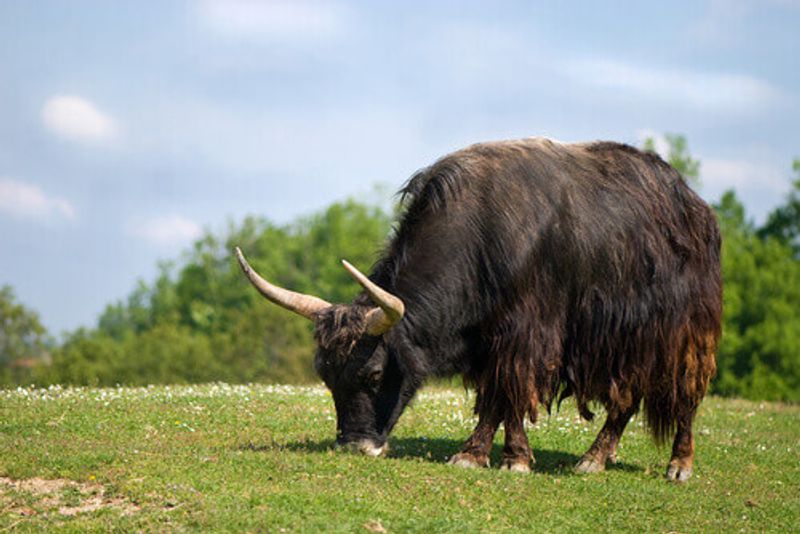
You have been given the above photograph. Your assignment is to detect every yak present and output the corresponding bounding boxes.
[235,137,721,482]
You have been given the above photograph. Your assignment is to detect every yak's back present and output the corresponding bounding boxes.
[398,138,718,281]
[401,138,702,219]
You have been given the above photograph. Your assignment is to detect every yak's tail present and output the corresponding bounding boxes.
[644,329,717,445]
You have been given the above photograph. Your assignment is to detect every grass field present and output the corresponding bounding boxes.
[1,383,798,532]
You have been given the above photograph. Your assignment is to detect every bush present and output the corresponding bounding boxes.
[712,191,800,401]
[4,181,799,402]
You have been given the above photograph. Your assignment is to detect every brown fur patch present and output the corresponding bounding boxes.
[313,304,369,356]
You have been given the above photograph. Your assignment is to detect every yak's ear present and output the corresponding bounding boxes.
[235,247,331,320]
[341,260,405,335]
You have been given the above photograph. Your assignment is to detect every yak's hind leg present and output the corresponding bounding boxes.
[664,331,717,482]
[575,402,638,474]
[448,403,501,469]
[666,408,696,482]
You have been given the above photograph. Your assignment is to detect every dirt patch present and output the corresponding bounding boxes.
[0,476,140,517]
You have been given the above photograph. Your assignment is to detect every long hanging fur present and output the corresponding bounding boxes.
[356,138,722,443]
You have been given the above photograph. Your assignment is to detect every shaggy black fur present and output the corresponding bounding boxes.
[310,137,721,470]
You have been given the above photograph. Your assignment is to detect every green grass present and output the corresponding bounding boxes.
[1,383,798,532]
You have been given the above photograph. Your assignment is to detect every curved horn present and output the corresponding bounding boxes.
[341,259,405,335]
[235,247,330,321]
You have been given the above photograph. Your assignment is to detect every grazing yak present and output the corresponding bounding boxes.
[236,138,721,482]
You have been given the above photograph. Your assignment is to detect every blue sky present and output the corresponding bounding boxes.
[1,0,798,334]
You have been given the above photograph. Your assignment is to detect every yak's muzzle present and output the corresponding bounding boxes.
[334,439,389,457]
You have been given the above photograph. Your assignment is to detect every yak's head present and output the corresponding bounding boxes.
[235,247,412,457]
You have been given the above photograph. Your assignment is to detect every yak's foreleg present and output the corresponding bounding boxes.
[499,409,534,473]
[575,403,637,474]
[448,404,501,469]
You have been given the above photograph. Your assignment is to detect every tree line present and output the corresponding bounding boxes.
[2,139,799,402]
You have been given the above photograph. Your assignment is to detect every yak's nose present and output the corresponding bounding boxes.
[334,438,389,457]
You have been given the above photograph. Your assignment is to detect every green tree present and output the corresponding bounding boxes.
[41,329,124,386]
[37,197,394,387]
[0,286,51,385]
[713,190,800,401]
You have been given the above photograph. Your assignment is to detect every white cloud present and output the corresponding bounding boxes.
[702,158,788,194]
[197,0,347,40]
[130,215,202,247]
[41,95,118,143]
[0,177,75,221]
[562,59,783,114]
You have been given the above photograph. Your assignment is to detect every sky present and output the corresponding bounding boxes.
[1,1,798,335]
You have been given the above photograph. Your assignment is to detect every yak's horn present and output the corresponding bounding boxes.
[341,259,405,335]
[235,247,330,320]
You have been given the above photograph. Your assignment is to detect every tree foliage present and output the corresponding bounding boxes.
[713,190,800,401]
[0,286,51,386]
[25,199,393,387]
[2,147,799,402]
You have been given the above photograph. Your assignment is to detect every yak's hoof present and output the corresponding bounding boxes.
[574,456,605,474]
[499,459,531,473]
[665,460,693,482]
[448,452,489,469]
